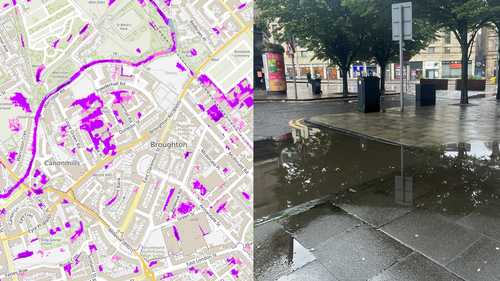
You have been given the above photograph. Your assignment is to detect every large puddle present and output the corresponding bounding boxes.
[255,124,500,280]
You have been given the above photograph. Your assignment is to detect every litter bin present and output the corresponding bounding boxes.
[312,78,322,94]
[357,76,380,113]
[491,77,496,84]
[416,84,436,106]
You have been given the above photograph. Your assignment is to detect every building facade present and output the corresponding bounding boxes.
[274,28,498,81]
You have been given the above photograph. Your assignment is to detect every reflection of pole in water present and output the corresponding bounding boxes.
[395,146,413,206]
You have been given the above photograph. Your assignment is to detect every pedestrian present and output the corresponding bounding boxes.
[307,72,311,87]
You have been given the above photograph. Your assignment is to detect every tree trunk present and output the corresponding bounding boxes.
[341,65,350,93]
[459,22,468,104]
[379,62,387,92]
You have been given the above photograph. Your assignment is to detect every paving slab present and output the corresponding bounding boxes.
[458,203,500,241]
[278,203,362,249]
[369,251,463,281]
[313,225,412,281]
[276,261,339,281]
[447,236,500,281]
[255,221,295,281]
[380,208,482,266]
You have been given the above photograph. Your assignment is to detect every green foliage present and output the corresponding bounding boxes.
[468,75,485,80]
[257,42,285,53]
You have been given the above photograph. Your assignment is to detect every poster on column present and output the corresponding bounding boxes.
[262,53,287,92]
[395,65,407,79]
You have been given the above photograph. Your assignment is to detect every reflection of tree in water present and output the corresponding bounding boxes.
[273,130,500,215]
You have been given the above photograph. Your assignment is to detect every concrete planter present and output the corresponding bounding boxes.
[420,79,448,90]
[455,79,486,91]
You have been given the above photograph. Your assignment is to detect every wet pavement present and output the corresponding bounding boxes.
[254,80,495,101]
[255,119,500,280]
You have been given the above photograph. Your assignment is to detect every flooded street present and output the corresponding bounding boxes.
[255,125,500,281]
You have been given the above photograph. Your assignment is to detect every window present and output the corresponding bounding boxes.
[428,47,435,54]
[430,39,435,44]
[444,47,451,54]
[442,61,473,77]
[445,32,451,44]
[301,51,307,58]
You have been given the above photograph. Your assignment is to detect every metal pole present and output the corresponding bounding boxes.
[401,146,404,202]
[291,35,298,99]
[400,5,404,111]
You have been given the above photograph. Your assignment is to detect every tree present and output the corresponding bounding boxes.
[345,0,437,92]
[412,0,500,104]
[255,0,370,94]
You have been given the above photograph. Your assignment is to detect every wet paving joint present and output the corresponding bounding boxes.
[255,121,500,280]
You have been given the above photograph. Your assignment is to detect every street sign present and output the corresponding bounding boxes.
[286,41,295,56]
[392,2,412,41]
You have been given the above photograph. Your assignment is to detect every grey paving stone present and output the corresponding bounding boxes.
[255,221,294,281]
[458,203,500,241]
[380,208,482,266]
[369,251,463,281]
[279,203,362,249]
[277,261,338,281]
[447,236,500,281]
[314,225,412,281]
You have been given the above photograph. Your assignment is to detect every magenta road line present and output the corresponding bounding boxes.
[149,22,156,30]
[199,225,209,236]
[20,33,24,47]
[0,0,175,200]
[148,0,169,25]
[216,201,228,213]
[238,2,246,9]
[67,34,72,42]
[163,188,175,211]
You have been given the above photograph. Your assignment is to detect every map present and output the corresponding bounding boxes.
[0,0,253,279]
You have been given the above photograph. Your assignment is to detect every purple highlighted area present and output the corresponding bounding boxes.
[52,39,60,49]
[149,261,157,267]
[20,33,24,47]
[212,28,220,35]
[149,22,156,30]
[89,244,98,255]
[207,104,223,122]
[177,200,195,214]
[184,151,192,159]
[7,92,32,113]
[223,168,228,173]
[163,188,175,211]
[161,273,174,279]
[35,65,46,83]
[238,2,246,9]
[242,192,251,200]
[198,104,205,111]
[134,267,139,273]
[192,179,207,196]
[13,250,33,261]
[216,201,228,213]
[8,151,17,164]
[99,265,103,272]
[231,269,239,278]
[79,23,89,35]
[136,48,141,53]
[70,221,84,243]
[65,221,71,228]
[61,199,69,204]
[30,238,38,243]
[190,48,197,56]
[8,118,22,132]
[64,263,72,276]
[176,62,186,72]
[106,193,118,206]
[173,226,180,241]
[67,34,72,42]
[3,3,9,8]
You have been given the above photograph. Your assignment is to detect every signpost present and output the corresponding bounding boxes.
[392,2,412,111]
[288,36,297,99]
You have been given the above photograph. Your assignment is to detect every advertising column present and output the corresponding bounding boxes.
[262,52,287,93]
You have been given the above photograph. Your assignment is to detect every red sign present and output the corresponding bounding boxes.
[450,63,461,69]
